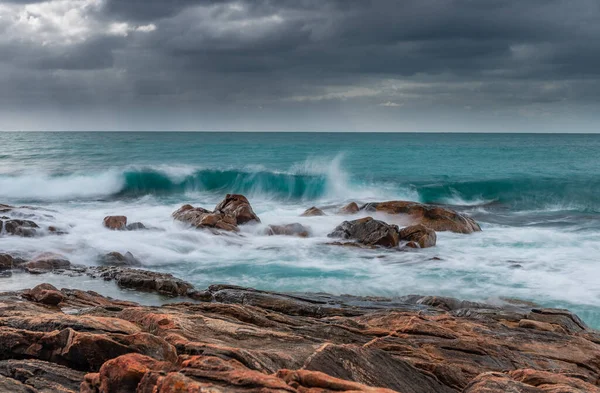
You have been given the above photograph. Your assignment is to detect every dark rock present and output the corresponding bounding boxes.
[103,216,127,230]
[399,224,437,248]
[93,267,193,297]
[0,254,14,270]
[22,253,71,272]
[303,344,455,393]
[172,204,238,232]
[3,220,39,237]
[23,283,65,305]
[47,226,68,235]
[328,217,400,248]
[214,194,260,225]
[125,222,146,231]
[362,200,481,234]
[301,206,325,216]
[99,252,142,267]
[265,223,311,237]
[339,202,360,214]
[0,359,85,393]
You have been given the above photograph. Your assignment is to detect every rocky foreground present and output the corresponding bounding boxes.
[0,265,599,392]
[2,196,599,392]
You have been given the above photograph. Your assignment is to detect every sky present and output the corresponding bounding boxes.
[0,0,599,132]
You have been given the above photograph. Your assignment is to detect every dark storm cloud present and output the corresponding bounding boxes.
[1,0,599,131]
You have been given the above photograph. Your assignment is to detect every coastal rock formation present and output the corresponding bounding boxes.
[172,204,238,232]
[362,201,481,234]
[398,224,437,248]
[0,277,600,393]
[2,219,39,237]
[0,254,14,270]
[23,283,65,305]
[103,216,127,230]
[214,194,261,225]
[328,217,400,248]
[340,202,360,214]
[125,222,146,231]
[301,206,325,216]
[99,251,142,267]
[91,266,193,297]
[23,252,71,272]
[266,223,311,237]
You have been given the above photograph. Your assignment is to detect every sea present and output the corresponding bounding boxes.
[1,132,600,327]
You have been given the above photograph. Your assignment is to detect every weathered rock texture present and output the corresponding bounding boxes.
[103,216,127,230]
[363,201,481,234]
[172,195,260,232]
[301,206,325,217]
[266,223,311,237]
[214,194,261,225]
[0,281,599,393]
[398,224,437,248]
[328,217,400,248]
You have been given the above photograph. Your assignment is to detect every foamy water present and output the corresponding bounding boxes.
[1,132,600,328]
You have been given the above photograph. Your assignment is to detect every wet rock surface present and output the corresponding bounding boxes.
[103,216,127,230]
[328,217,400,248]
[0,276,599,392]
[172,204,239,232]
[266,223,311,237]
[2,219,40,237]
[214,194,261,225]
[398,224,437,248]
[99,252,142,267]
[362,201,481,234]
[301,206,325,216]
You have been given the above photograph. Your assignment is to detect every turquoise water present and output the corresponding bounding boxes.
[1,132,600,327]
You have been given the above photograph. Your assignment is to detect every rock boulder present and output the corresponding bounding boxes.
[172,204,238,232]
[328,217,400,248]
[266,223,311,237]
[399,224,437,248]
[103,216,127,230]
[214,194,260,225]
[301,206,325,217]
[362,200,481,234]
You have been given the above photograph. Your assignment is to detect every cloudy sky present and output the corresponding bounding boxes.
[1,0,599,132]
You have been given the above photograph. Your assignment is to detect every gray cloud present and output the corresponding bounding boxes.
[0,0,599,131]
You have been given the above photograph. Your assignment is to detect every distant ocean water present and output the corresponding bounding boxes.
[1,132,600,327]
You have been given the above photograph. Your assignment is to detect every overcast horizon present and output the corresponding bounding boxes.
[1,0,599,132]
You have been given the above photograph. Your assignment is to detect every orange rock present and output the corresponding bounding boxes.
[364,200,481,233]
[103,216,127,230]
[214,194,260,225]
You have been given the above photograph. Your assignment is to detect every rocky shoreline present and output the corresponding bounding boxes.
[1,268,599,392]
[2,196,600,392]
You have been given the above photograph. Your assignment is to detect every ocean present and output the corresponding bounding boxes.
[1,132,600,327]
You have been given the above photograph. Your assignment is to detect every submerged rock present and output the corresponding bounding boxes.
[3,219,39,237]
[23,253,71,272]
[103,216,127,230]
[339,202,360,214]
[328,217,400,248]
[301,206,325,217]
[172,204,238,232]
[398,224,437,248]
[0,254,14,270]
[362,200,481,234]
[214,194,260,225]
[266,223,311,237]
[93,266,193,297]
[99,251,142,267]
[125,222,146,231]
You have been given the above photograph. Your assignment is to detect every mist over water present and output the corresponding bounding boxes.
[1,132,600,328]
